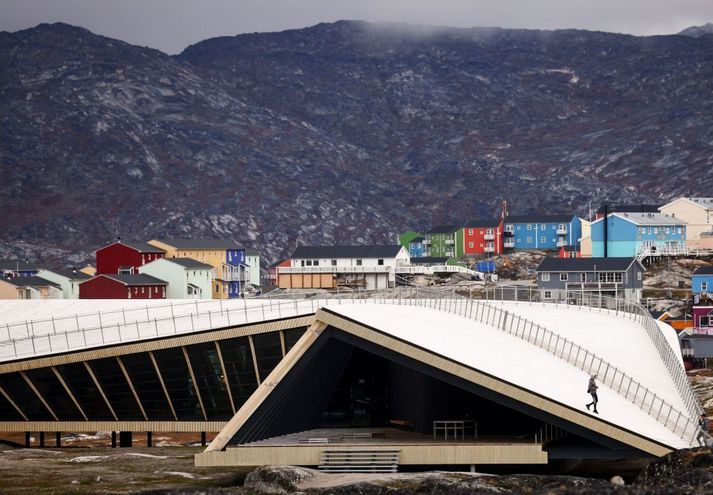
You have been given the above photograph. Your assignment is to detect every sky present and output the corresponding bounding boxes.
[1,0,712,54]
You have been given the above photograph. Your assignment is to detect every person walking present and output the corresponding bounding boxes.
[697,413,709,447]
[586,375,599,414]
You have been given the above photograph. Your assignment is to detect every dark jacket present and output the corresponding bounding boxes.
[587,378,598,394]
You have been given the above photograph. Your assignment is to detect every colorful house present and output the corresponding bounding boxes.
[268,259,291,286]
[423,225,460,258]
[79,274,167,299]
[693,266,713,296]
[595,204,661,221]
[557,246,581,259]
[693,306,713,330]
[139,258,215,299]
[246,249,261,288]
[0,276,62,299]
[407,236,425,258]
[659,197,713,250]
[503,215,582,251]
[457,219,503,256]
[590,213,686,258]
[36,268,92,299]
[148,239,252,298]
[95,241,166,275]
[579,219,592,258]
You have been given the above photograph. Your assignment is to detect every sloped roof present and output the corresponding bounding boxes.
[463,218,500,228]
[613,212,685,226]
[0,261,38,271]
[122,241,166,253]
[1,276,61,288]
[97,274,168,286]
[291,245,404,259]
[596,204,662,214]
[42,269,92,280]
[163,257,214,269]
[152,239,242,250]
[536,257,640,273]
[693,266,713,276]
[409,236,425,243]
[505,214,574,224]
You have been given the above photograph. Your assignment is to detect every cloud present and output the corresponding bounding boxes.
[1,0,712,53]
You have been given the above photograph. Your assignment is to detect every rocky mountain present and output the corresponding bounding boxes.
[679,23,713,38]
[1,21,713,266]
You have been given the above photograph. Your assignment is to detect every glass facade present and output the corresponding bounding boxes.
[56,363,115,420]
[252,332,283,381]
[0,373,53,420]
[88,358,144,420]
[152,347,203,420]
[187,343,233,419]
[283,327,307,352]
[218,337,258,410]
[25,368,83,420]
[120,353,173,420]
[0,389,23,420]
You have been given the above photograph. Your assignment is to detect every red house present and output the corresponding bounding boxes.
[95,241,165,275]
[79,274,168,299]
[461,219,503,256]
[557,246,581,259]
[268,259,291,286]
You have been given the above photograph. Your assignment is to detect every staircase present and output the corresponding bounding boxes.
[318,448,400,473]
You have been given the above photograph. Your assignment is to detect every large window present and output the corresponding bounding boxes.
[120,353,173,420]
[598,272,623,283]
[0,373,54,420]
[541,273,550,282]
[25,367,84,420]
[152,348,203,420]
[283,328,307,353]
[252,333,283,382]
[88,358,144,420]
[218,337,258,410]
[187,343,233,420]
[56,363,114,420]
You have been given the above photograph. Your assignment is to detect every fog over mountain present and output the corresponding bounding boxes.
[1,21,713,266]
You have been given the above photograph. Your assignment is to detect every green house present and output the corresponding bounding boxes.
[424,225,462,258]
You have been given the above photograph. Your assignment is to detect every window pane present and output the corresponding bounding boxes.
[56,363,114,420]
[0,373,53,420]
[284,327,307,352]
[187,343,232,420]
[218,337,258,410]
[253,332,283,381]
[88,358,144,420]
[153,348,203,420]
[120,353,173,420]
[25,368,83,420]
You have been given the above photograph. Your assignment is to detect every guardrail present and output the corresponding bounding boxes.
[278,266,392,274]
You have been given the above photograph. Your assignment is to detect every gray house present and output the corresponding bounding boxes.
[535,257,645,302]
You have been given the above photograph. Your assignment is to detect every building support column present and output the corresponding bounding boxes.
[119,431,132,448]
[39,432,45,447]
[24,432,30,447]
[200,432,206,447]
[56,432,61,448]
[147,431,152,448]
[111,431,117,448]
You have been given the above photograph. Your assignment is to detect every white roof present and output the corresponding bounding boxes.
[661,197,713,210]
[591,212,686,226]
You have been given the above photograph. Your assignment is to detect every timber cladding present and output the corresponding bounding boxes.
[0,315,314,373]
[0,421,227,433]
[195,443,548,467]
[314,309,673,457]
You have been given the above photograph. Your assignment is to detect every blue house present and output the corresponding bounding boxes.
[503,215,582,251]
[591,213,686,258]
[693,266,713,296]
[408,236,425,258]
[0,260,39,278]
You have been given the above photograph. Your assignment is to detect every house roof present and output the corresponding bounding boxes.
[97,274,168,286]
[409,236,425,243]
[291,245,405,259]
[693,266,713,276]
[121,241,166,253]
[245,248,260,257]
[151,239,243,250]
[592,212,684,226]
[596,204,662,214]
[41,268,92,280]
[428,224,461,234]
[536,257,641,273]
[661,197,713,210]
[410,256,451,265]
[463,218,500,228]
[0,260,38,271]
[163,258,214,269]
[505,214,574,224]
[1,276,61,289]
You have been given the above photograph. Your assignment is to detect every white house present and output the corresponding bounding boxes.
[279,245,411,290]
[659,197,713,250]
[139,258,215,299]
[37,269,92,299]
[246,249,261,288]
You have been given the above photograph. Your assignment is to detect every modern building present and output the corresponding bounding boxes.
[0,260,39,278]
[278,245,410,290]
[79,274,168,299]
[535,257,645,301]
[147,239,253,299]
[0,276,62,299]
[590,213,687,258]
[95,241,166,275]
[503,215,582,251]
[139,258,215,299]
[36,269,92,299]
[659,198,713,250]
[457,219,503,256]
[693,266,713,297]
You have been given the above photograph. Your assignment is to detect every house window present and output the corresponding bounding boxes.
[356,259,362,266]
[331,260,337,266]
[141,287,145,294]
[526,237,533,244]
[665,227,670,234]
[313,260,319,267]
[637,272,642,281]
[544,291,552,299]
[540,236,546,243]
[654,227,659,234]
[216,284,220,292]
[648,227,653,234]
[527,224,532,231]
[300,260,305,267]
[541,273,550,281]
[468,229,474,235]
[703,282,709,292]
[486,229,493,235]
[468,242,474,248]
[678,227,683,234]
[569,252,577,258]
[641,227,646,234]
[378,259,384,265]
[560,273,568,281]
[306,260,312,266]
[700,316,710,327]
[541,224,546,230]
[580,273,586,282]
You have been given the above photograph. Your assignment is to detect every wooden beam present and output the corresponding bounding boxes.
[51,367,88,421]
[0,383,28,421]
[279,330,286,357]
[248,335,261,385]
[20,371,59,421]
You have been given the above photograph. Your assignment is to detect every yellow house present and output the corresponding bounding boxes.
[579,219,592,257]
[79,265,97,276]
[147,239,249,299]
[659,197,713,250]
[0,276,63,299]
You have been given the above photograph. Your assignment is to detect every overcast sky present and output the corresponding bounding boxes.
[1,0,712,54]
